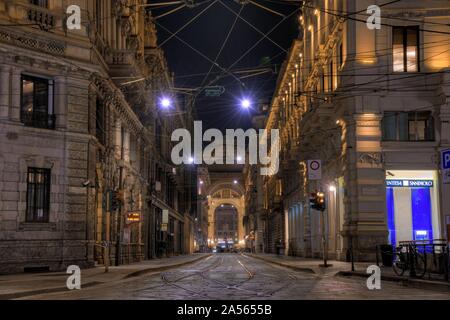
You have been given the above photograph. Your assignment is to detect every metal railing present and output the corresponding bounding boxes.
[376,239,449,281]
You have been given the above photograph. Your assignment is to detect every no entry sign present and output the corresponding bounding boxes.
[308,160,322,180]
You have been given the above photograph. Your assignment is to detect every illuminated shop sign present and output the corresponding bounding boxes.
[386,180,434,188]
[126,211,141,224]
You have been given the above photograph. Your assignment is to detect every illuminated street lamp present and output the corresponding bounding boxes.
[160,96,172,109]
[240,98,251,109]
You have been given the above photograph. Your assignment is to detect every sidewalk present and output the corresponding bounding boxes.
[245,253,450,292]
[0,253,211,300]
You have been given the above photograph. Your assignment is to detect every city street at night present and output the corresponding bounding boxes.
[1,0,450,309]
[7,254,449,300]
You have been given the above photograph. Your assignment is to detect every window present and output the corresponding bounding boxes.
[328,60,334,92]
[21,75,55,129]
[26,168,51,223]
[95,0,102,35]
[338,42,344,68]
[156,122,162,152]
[96,98,106,145]
[321,72,325,93]
[393,26,420,72]
[382,111,434,141]
[30,0,48,7]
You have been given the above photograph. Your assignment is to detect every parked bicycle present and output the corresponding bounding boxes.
[392,243,426,278]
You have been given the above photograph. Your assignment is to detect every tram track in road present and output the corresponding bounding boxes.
[157,255,227,298]
[156,254,315,299]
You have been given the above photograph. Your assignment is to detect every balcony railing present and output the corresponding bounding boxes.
[21,111,56,130]
[26,4,57,31]
[106,49,136,65]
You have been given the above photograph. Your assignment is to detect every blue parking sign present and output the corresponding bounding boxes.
[442,149,450,170]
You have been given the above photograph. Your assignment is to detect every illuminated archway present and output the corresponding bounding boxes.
[207,186,245,249]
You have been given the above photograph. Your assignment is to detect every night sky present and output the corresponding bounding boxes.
[151,0,301,132]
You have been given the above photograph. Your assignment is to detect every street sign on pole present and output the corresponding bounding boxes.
[441,149,450,184]
[307,160,322,180]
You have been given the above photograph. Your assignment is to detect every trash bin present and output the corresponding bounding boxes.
[379,244,393,267]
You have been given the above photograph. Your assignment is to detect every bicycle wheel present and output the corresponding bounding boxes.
[413,253,426,278]
[392,253,407,276]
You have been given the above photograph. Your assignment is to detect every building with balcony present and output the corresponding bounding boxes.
[0,0,195,273]
[253,0,450,261]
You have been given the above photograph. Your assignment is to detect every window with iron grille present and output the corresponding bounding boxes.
[26,168,51,222]
[21,75,55,129]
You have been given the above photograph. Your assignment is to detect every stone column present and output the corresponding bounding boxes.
[54,76,67,129]
[10,67,22,121]
[0,65,10,119]
[341,113,387,261]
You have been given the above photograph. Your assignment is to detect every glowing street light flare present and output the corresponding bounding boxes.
[160,97,172,108]
[241,98,251,109]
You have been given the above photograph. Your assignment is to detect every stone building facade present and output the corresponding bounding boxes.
[248,0,450,261]
[0,0,195,274]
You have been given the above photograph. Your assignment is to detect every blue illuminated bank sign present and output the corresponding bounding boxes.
[386,180,434,188]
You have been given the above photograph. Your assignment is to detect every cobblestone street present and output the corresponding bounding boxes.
[21,254,450,300]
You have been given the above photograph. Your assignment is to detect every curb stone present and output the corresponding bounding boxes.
[244,254,316,274]
[336,271,450,293]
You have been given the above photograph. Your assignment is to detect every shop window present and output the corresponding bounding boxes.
[393,26,420,72]
[21,75,55,130]
[382,111,434,141]
[26,168,51,223]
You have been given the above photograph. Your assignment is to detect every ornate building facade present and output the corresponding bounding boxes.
[0,0,195,273]
[248,0,450,260]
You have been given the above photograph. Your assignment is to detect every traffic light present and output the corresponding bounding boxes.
[310,191,326,211]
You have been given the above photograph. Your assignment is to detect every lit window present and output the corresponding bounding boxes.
[393,26,420,72]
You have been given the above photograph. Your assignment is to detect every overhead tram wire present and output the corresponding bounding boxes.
[199,6,301,92]
[158,0,219,47]
[154,3,188,20]
[247,0,286,18]
[154,20,246,88]
[199,3,245,90]
[218,0,288,54]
